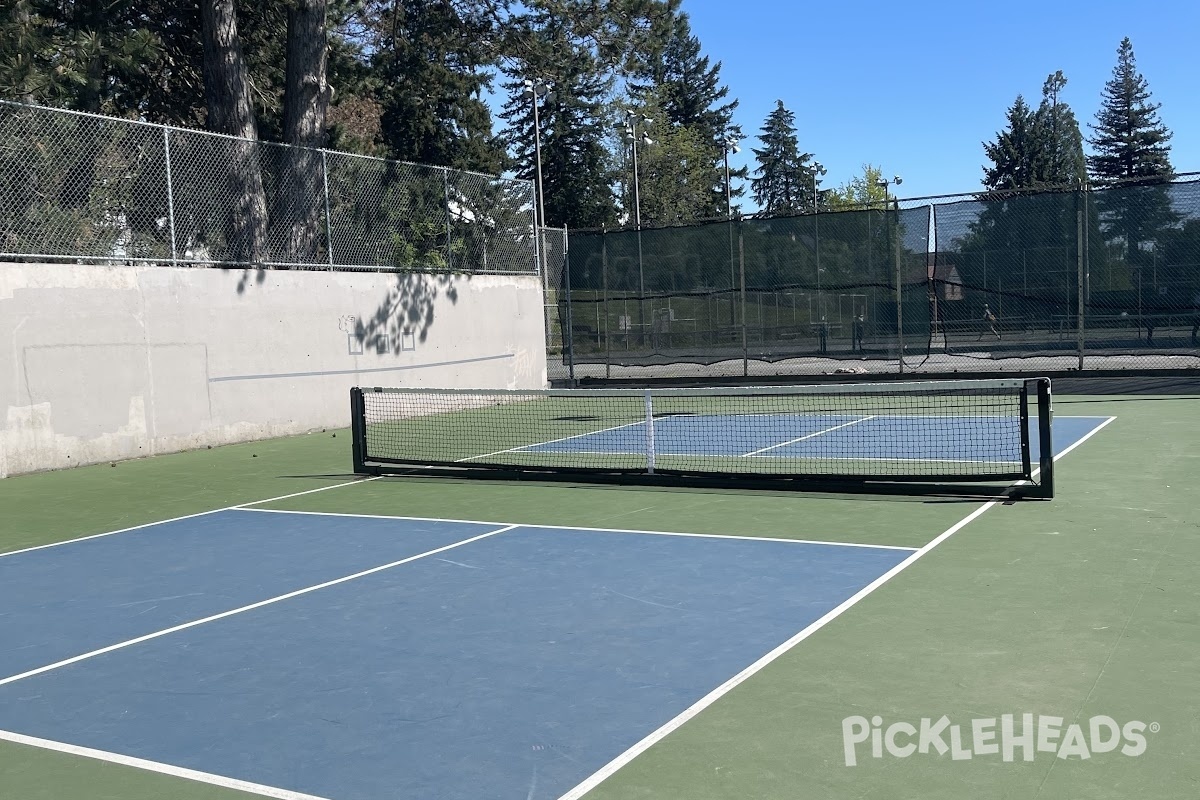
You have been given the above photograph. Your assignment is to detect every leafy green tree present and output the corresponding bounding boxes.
[751,100,815,216]
[827,164,888,210]
[620,90,716,226]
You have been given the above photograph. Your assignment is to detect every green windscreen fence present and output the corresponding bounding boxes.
[556,178,1200,381]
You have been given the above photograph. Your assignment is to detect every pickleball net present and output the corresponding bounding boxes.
[351,378,1053,494]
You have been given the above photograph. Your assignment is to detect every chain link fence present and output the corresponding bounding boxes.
[0,101,538,274]
[556,177,1200,381]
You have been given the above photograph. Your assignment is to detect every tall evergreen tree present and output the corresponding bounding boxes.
[1087,37,1173,184]
[372,0,503,173]
[0,0,163,113]
[981,95,1040,191]
[1087,37,1176,270]
[1033,71,1086,186]
[981,77,1084,193]
[499,10,616,230]
[751,100,814,217]
[629,11,743,219]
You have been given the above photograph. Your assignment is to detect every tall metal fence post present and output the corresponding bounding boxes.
[894,204,905,374]
[563,225,575,382]
[443,168,453,272]
[162,127,178,267]
[739,218,749,378]
[1076,186,1086,370]
[727,216,736,327]
[321,150,335,268]
[602,228,611,380]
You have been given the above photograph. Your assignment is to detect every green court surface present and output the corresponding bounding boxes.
[1,393,1198,800]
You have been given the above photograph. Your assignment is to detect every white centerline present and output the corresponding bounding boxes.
[0,729,331,800]
[232,508,920,552]
[553,415,1117,800]
[0,524,517,687]
[459,419,649,462]
[739,415,877,457]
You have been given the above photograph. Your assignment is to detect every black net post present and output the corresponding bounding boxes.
[1019,383,1032,479]
[563,224,575,382]
[350,386,370,475]
[602,227,611,380]
[1036,378,1054,498]
[1076,186,1086,370]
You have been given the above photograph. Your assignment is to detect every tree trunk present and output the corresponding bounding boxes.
[200,0,268,265]
[279,0,331,264]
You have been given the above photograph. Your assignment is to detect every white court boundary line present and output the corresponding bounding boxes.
[0,476,381,560]
[0,729,332,800]
[232,508,920,552]
[0,417,1117,799]
[740,415,876,457]
[554,415,1118,800]
[0,524,517,687]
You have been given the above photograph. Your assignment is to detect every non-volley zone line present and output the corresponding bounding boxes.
[232,508,920,552]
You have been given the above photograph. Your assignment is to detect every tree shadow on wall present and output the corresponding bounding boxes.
[234,265,267,294]
[354,272,464,354]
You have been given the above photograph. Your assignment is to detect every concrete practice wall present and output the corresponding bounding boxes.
[0,262,546,478]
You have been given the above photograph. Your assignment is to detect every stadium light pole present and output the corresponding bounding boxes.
[723,137,740,218]
[522,78,555,273]
[724,136,740,325]
[877,175,904,370]
[618,111,654,333]
[812,162,827,320]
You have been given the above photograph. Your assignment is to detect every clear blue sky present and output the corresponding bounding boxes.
[682,0,1200,206]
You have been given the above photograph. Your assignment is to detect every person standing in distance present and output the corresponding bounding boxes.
[978,303,1001,341]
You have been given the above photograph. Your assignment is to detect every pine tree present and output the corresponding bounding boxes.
[981,76,1085,193]
[1087,37,1176,269]
[373,0,504,174]
[1033,71,1086,186]
[498,10,616,230]
[1087,37,1173,184]
[751,100,814,216]
[630,11,743,219]
[981,95,1040,191]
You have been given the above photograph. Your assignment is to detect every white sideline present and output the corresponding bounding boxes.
[554,415,1118,800]
[0,729,332,800]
